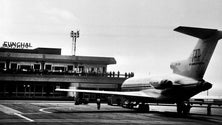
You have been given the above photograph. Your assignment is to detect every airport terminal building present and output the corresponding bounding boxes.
[0,44,133,101]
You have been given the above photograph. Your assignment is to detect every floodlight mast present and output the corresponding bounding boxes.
[70,30,80,56]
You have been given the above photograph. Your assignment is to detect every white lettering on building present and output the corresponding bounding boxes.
[2,41,32,49]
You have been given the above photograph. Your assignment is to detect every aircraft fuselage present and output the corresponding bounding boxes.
[121,74,212,103]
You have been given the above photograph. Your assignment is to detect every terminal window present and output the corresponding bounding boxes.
[54,66,65,72]
[0,62,5,70]
[79,66,84,73]
[34,64,40,70]
[11,63,17,70]
[67,65,73,71]
[45,64,52,70]
[19,65,32,71]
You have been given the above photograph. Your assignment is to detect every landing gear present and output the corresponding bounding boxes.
[177,102,191,115]
[137,103,150,112]
[122,99,137,109]
[122,99,150,112]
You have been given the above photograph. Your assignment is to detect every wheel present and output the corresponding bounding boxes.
[138,104,150,112]
[75,101,79,105]
[183,103,191,115]
[122,100,129,108]
[177,102,183,114]
[177,102,191,115]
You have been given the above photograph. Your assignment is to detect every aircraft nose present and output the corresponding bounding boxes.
[200,82,212,91]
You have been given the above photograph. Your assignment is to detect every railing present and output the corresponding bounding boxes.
[0,69,134,78]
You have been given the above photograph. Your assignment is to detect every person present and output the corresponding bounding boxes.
[96,98,101,110]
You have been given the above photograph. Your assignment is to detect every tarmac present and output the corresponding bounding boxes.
[0,100,222,125]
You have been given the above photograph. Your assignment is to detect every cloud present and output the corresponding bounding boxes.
[43,8,79,24]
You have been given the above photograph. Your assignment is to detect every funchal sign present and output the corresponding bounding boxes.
[2,41,32,49]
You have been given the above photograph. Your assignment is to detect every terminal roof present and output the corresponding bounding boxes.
[0,48,116,65]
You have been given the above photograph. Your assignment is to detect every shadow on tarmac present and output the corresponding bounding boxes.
[52,109,221,124]
[53,110,134,114]
[151,111,221,124]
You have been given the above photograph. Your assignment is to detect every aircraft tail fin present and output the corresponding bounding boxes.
[174,26,218,39]
[170,26,222,80]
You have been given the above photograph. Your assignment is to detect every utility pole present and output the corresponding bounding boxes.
[70,30,80,56]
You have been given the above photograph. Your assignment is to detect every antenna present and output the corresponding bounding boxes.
[70,30,80,56]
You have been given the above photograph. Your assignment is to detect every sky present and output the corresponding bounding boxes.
[1,0,222,96]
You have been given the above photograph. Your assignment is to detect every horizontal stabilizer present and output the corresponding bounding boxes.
[174,26,218,39]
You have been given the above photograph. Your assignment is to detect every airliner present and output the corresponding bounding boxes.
[56,26,222,115]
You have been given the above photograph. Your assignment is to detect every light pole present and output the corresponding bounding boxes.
[70,30,80,56]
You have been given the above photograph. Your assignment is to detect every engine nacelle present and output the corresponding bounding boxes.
[197,81,212,91]
[153,80,173,89]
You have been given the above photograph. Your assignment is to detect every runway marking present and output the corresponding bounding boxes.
[0,104,22,114]
[39,108,52,113]
[32,119,190,124]
[14,113,34,122]
[0,104,34,122]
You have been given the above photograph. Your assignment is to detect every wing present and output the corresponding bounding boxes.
[55,88,160,98]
